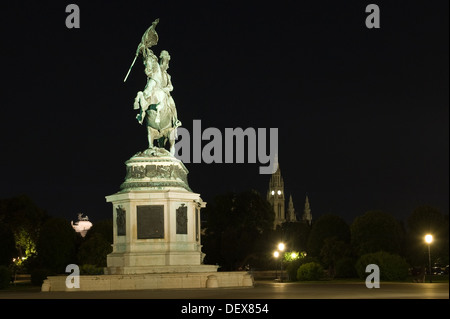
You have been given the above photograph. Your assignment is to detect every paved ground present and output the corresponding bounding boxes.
[2,280,447,317]
[0,280,448,299]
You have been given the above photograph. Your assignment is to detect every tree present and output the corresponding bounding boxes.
[306,214,351,258]
[77,219,113,267]
[202,190,274,270]
[14,228,37,258]
[407,205,446,235]
[355,251,410,281]
[0,195,48,260]
[77,233,112,267]
[320,236,351,278]
[0,221,16,266]
[351,210,405,256]
[278,221,311,252]
[36,217,77,273]
[87,219,113,244]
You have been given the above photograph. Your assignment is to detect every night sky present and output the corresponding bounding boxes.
[1,1,448,224]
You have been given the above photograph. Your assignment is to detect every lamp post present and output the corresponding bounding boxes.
[425,234,433,283]
[277,243,285,282]
[273,251,279,281]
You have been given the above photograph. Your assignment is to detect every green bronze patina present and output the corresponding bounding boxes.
[126,19,181,156]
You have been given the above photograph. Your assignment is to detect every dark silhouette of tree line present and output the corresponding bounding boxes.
[202,190,449,280]
[0,195,112,286]
[0,192,448,286]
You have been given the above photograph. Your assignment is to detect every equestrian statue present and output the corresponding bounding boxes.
[124,18,181,156]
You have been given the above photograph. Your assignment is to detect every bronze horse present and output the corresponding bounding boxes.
[133,49,180,155]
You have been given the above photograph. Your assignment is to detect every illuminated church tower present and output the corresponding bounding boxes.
[267,156,285,228]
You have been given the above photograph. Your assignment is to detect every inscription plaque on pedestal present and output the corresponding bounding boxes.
[176,204,187,234]
[137,205,164,239]
[116,206,126,236]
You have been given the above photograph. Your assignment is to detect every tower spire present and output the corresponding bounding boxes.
[287,194,296,222]
[273,153,279,174]
[302,194,312,225]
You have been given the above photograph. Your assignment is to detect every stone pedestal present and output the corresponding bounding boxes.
[41,272,254,292]
[104,149,218,275]
[41,148,253,291]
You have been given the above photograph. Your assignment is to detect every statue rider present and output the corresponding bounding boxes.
[159,50,181,129]
[134,49,180,131]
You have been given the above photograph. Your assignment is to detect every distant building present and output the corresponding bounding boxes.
[71,213,93,237]
[266,157,312,228]
[267,156,285,228]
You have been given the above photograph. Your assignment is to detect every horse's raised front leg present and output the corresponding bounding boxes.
[168,129,176,156]
[169,139,175,156]
[133,92,142,110]
[147,126,154,149]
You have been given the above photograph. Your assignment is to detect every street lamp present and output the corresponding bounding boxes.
[273,251,280,281]
[277,243,285,282]
[425,234,433,283]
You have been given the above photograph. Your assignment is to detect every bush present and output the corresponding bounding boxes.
[36,217,77,273]
[0,266,11,289]
[30,268,52,286]
[286,256,320,281]
[355,251,410,281]
[297,262,324,281]
[77,233,112,267]
[0,222,16,266]
[335,257,358,278]
[80,264,104,275]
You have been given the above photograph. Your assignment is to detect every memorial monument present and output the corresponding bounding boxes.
[42,19,253,291]
[104,18,216,275]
